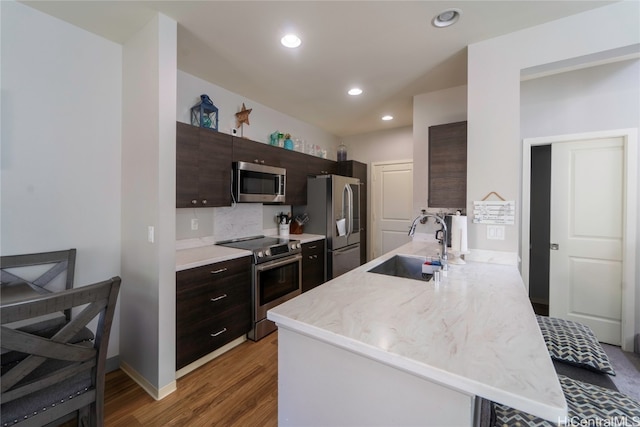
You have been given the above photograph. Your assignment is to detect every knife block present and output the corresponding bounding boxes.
[290,222,303,234]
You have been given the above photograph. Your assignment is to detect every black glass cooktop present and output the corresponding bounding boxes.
[217,235,290,251]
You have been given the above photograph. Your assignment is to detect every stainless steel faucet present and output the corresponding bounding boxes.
[408,213,448,268]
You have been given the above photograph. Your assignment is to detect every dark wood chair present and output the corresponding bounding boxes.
[1,249,76,322]
[1,276,121,427]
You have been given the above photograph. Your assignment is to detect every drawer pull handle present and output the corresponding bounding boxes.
[308,245,317,249]
[210,294,228,302]
[211,328,227,337]
[210,268,228,274]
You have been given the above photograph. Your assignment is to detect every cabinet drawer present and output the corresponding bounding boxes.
[303,241,324,257]
[176,256,252,369]
[177,274,250,322]
[177,257,250,291]
[176,310,250,369]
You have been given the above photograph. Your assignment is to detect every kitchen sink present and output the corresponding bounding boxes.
[367,254,432,281]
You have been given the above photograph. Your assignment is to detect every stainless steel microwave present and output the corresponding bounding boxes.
[232,161,286,203]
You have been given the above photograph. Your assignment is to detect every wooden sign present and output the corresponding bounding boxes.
[472,200,515,224]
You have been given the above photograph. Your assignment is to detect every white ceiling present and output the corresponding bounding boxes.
[22,1,616,137]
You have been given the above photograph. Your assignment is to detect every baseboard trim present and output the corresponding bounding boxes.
[119,361,177,401]
[176,335,247,379]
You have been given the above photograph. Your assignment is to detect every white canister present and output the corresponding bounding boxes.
[279,223,290,237]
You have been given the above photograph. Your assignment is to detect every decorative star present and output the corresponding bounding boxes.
[235,103,252,128]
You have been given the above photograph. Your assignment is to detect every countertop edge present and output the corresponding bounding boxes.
[268,312,567,423]
[175,233,326,271]
[267,240,567,423]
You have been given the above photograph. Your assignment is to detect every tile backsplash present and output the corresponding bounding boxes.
[176,204,293,242]
[213,204,263,241]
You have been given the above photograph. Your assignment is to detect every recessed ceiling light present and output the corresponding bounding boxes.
[348,88,363,96]
[432,8,462,28]
[381,115,393,121]
[281,34,302,48]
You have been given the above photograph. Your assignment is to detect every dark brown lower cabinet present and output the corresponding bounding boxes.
[176,256,252,370]
[302,240,325,293]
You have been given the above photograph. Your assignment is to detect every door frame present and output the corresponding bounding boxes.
[371,159,413,261]
[521,128,638,351]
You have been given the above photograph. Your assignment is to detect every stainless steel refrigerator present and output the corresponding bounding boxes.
[303,175,361,280]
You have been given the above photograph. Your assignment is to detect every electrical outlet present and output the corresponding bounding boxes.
[147,226,155,243]
[191,218,199,231]
[487,225,505,240]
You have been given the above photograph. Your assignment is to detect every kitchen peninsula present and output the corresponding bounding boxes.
[268,240,567,426]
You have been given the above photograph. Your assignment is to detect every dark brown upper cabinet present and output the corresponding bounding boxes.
[232,136,338,206]
[176,122,232,208]
[428,121,467,208]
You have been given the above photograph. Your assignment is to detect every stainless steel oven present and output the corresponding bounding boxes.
[217,236,302,341]
[253,254,301,340]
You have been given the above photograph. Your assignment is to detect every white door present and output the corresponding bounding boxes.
[371,162,413,259]
[549,137,624,345]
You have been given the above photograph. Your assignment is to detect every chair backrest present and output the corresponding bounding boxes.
[1,249,77,322]
[1,276,121,427]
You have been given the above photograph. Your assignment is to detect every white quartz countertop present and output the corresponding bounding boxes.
[175,233,325,271]
[267,240,567,422]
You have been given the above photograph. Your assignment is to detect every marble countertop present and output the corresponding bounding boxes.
[176,233,325,271]
[267,240,567,422]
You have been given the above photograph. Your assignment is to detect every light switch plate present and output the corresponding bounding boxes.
[487,225,505,240]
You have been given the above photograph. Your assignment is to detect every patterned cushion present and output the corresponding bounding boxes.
[536,315,615,375]
[492,375,640,427]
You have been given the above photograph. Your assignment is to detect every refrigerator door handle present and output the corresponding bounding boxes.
[346,183,354,237]
[342,183,349,236]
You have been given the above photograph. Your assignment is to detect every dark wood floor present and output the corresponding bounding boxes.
[531,301,549,316]
[102,333,278,426]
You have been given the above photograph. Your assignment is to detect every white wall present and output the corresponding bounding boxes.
[0,1,123,358]
[467,1,640,256]
[521,59,640,138]
[342,126,413,165]
[120,13,177,395]
[521,58,640,349]
[468,1,640,347]
[412,86,467,215]
[177,70,339,156]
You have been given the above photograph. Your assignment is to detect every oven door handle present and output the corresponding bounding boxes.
[255,254,302,272]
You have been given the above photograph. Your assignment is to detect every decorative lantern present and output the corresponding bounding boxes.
[191,94,218,130]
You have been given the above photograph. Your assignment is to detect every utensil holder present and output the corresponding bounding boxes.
[279,224,290,237]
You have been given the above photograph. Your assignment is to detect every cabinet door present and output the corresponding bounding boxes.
[302,240,326,293]
[176,122,200,208]
[307,156,338,177]
[428,121,467,208]
[280,149,309,206]
[176,256,252,369]
[232,137,283,167]
[176,122,233,208]
[199,128,232,207]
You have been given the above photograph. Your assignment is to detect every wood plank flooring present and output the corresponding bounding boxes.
[103,332,278,426]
